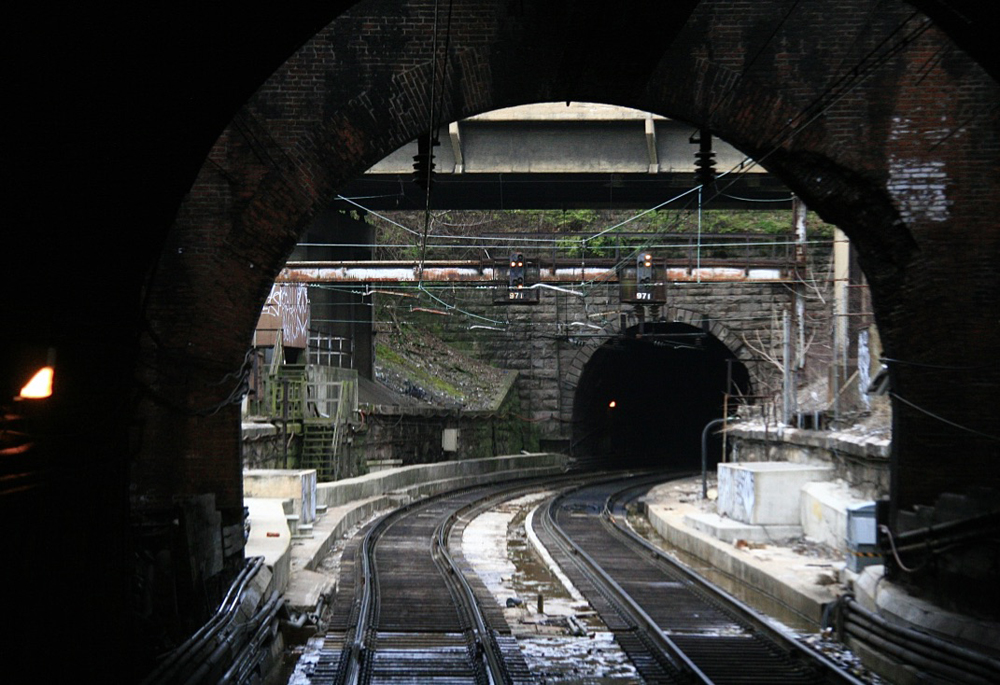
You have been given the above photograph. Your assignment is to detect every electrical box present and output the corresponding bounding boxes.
[442,428,459,452]
[846,502,882,572]
[847,502,877,546]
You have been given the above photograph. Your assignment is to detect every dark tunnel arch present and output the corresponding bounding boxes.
[135,0,1000,602]
[6,3,1000,682]
[571,322,751,470]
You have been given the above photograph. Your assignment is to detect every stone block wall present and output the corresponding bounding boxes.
[411,279,800,443]
[726,422,890,500]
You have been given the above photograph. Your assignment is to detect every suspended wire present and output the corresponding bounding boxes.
[258,7,930,346]
[732,13,932,184]
[881,357,999,371]
[235,5,934,263]
[337,194,423,236]
[417,0,456,284]
[582,185,702,243]
[661,10,933,226]
[293,237,833,251]
[699,0,806,130]
[720,193,795,203]
[890,392,1000,443]
[417,282,506,326]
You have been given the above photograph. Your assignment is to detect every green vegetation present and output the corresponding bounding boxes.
[369,208,835,262]
[376,341,463,399]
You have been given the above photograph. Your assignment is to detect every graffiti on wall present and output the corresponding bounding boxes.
[255,284,310,348]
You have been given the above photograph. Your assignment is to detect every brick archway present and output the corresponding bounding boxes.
[9,2,1000,679]
[138,0,999,551]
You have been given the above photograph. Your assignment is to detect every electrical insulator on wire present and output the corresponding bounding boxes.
[692,128,716,189]
[413,134,439,190]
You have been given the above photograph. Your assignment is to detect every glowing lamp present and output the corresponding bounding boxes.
[608,400,616,408]
[19,366,54,399]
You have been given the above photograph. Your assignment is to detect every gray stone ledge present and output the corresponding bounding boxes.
[727,422,890,460]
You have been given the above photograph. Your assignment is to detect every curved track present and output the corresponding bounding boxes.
[306,470,868,684]
[535,473,868,684]
[351,486,503,684]
[317,476,587,684]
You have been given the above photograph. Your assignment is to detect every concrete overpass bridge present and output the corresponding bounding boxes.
[7,2,1000,681]
[337,102,792,209]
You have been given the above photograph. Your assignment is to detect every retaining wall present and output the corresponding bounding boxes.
[726,423,890,500]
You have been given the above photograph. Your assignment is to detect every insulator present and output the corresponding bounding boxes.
[694,128,717,188]
[412,135,439,190]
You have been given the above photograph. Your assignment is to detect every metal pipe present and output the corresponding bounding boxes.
[219,591,283,685]
[836,596,1000,682]
[843,621,995,684]
[845,608,1000,679]
[702,417,737,498]
[141,557,264,685]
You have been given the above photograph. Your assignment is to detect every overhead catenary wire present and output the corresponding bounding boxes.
[889,392,1000,443]
[264,8,919,368]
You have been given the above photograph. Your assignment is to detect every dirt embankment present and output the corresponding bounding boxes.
[374,326,512,411]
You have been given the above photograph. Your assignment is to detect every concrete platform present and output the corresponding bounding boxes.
[643,476,844,628]
[642,474,1000,683]
[682,511,802,544]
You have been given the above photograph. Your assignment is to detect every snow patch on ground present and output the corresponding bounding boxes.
[462,491,639,682]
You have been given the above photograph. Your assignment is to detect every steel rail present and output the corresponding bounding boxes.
[542,472,869,684]
[340,473,593,684]
[601,479,869,685]
[541,472,710,683]
[433,503,507,685]
[349,491,491,685]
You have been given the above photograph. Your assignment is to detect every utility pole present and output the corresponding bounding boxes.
[783,308,793,426]
[832,228,850,425]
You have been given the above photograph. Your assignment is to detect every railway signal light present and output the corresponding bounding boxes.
[691,128,717,189]
[620,252,665,305]
[509,253,525,289]
[494,253,538,304]
[637,252,654,296]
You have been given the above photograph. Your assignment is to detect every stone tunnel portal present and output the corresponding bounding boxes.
[571,322,751,469]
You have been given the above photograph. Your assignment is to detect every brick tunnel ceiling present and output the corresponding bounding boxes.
[571,322,751,468]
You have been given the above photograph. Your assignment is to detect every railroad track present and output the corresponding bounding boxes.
[534,473,869,684]
[315,475,592,684]
[349,486,501,684]
[304,470,869,684]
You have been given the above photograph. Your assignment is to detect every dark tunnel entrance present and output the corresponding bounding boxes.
[571,321,752,470]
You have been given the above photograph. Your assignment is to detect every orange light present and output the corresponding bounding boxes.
[19,366,54,399]
[608,400,616,408]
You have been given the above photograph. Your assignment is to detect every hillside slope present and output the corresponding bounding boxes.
[374,325,513,410]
